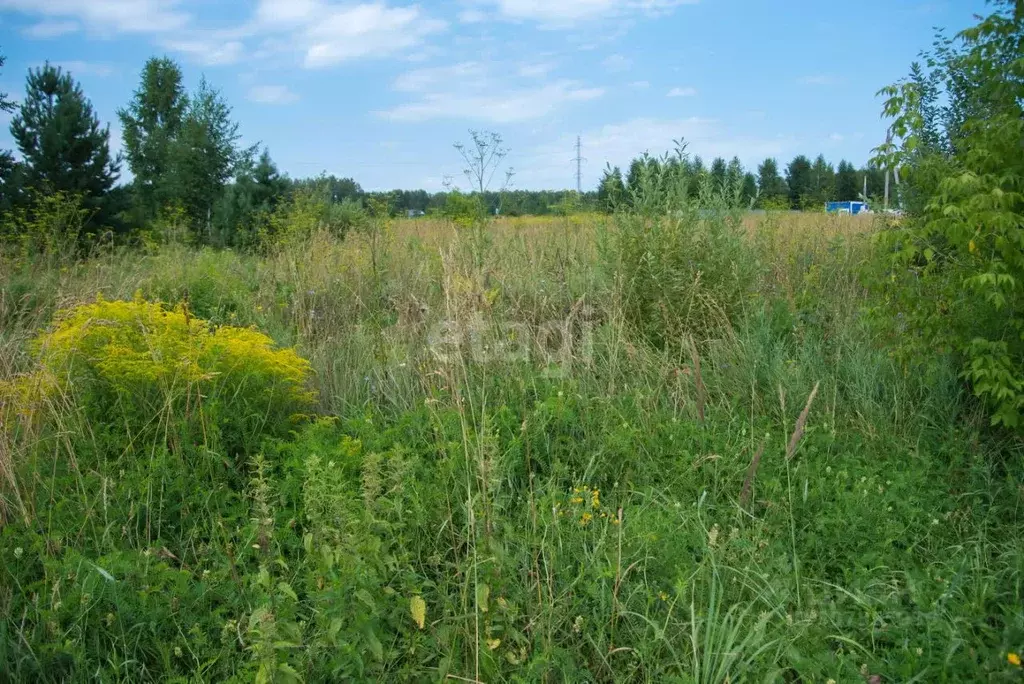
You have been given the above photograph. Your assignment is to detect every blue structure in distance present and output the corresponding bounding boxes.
[826,201,868,215]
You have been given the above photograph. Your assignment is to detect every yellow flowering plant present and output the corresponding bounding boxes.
[25,293,316,463]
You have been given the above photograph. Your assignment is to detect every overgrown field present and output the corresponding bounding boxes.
[1,204,1022,682]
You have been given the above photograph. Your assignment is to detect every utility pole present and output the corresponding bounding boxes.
[573,135,585,194]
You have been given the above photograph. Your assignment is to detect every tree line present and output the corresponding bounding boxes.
[0,52,890,249]
[598,150,890,212]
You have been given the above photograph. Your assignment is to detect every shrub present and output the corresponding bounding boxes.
[26,294,315,460]
[602,154,759,350]
[260,188,366,250]
[874,2,1024,429]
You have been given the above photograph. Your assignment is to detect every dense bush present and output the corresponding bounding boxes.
[602,151,759,350]
[17,295,314,462]
[874,0,1024,429]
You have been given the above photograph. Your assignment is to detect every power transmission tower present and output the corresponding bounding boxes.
[572,135,586,194]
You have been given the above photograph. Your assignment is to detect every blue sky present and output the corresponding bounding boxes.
[0,0,987,191]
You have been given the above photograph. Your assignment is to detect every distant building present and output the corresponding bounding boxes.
[406,209,425,218]
[826,201,868,215]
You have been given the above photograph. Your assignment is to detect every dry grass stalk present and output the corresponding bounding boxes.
[786,382,820,461]
[739,441,766,509]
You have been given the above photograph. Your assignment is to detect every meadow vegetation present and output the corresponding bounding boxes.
[1,177,1022,682]
[1,2,1023,682]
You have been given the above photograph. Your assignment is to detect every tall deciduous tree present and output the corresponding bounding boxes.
[809,154,835,206]
[170,77,254,237]
[10,64,119,224]
[118,57,188,219]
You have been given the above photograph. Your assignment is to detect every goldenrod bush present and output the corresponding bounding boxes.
[27,294,315,462]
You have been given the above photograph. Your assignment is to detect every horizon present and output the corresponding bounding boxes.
[0,0,988,192]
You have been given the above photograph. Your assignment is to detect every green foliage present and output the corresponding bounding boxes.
[0,191,89,260]
[834,160,860,201]
[9,64,120,227]
[874,0,1024,429]
[1,208,1022,682]
[0,51,14,114]
[785,155,813,209]
[756,157,788,207]
[260,184,366,249]
[441,188,486,228]
[118,57,188,221]
[598,164,627,212]
[170,77,256,237]
[603,147,757,349]
[213,148,291,248]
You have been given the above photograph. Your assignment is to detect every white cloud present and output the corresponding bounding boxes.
[162,39,245,66]
[248,84,299,104]
[47,61,115,77]
[829,132,844,142]
[479,0,695,24]
[0,0,188,34]
[667,86,697,97]
[381,79,605,123]
[250,1,447,67]
[11,0,450,69]
[630,80,650,89]
[393,62,488,91]
[602,54,631,72]
[255,0,321,25]
[22,19,78,38]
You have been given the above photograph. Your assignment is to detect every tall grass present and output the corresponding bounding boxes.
[0,191,1021,682]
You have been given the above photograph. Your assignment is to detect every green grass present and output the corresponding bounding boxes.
[0,207,1022,682]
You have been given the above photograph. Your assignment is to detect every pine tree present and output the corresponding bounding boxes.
[741,173,758,206]
[0,52,14,114]
[756,158,787,207]
[213,148,290,246]
[709,157,727,192]
[597,165,626,212]
[0,51,21,213]
[118,57,188,219]
[785,155,813,208]
[10,64,120,224]
[725,157,744,192]
[835,160,859,201]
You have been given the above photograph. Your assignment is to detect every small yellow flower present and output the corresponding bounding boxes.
[580,512,593,526]
[1009,652,1021,667]
[658,591,669,601]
